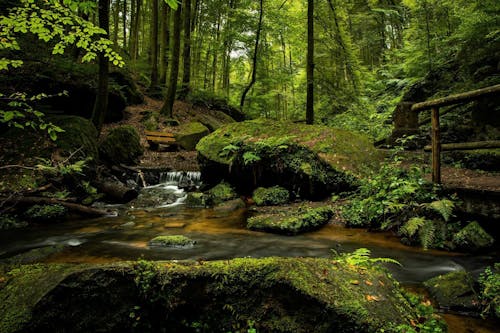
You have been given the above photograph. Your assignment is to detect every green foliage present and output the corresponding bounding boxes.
[400,217,426,238]
[148,235,196,248]
[24,204,67,222]
[478,263,500,319]
[332,248,400,268]
[252,186,290,206]
[394,292,447,333]
[428,199,455,222]
[242,151,261,166]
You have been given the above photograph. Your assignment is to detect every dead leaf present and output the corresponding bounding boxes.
[365,280,373,286]
[378,280,385,286]
[365,295,380,302]
[350,280,360,285]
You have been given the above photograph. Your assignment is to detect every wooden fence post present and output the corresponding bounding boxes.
[431,107,441,184]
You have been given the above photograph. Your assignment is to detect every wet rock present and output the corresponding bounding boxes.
[214,198,246,213]
[247,206,334,235]
[99,126,143,165]
[164,222,187,229]
[131,188,179,209]
[204,182,238,206]
[424,270,480,314]
[119,221,135,229]
[148,235,195,248]
[23,204,67,223]
[175,122,210,151]
[197,120,383,199]
[185,192,205,207]
[0,258,424,333]
[0,245,66,267]
[252,186,290,206]
[452,221,494,252]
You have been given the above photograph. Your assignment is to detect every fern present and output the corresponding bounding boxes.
[242,151,261,165]
[332,248,401,267]
[418,220,436,250]
[400,217,427,237]
[428,199,455,222]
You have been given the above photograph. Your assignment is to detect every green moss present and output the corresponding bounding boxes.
[205,182,238,206]
[247,206,334,235]
[149,235,196,248]
[196,119,383,177]
[99,125,143,165]
[452,221,494,252]
[0,215,28,230]
[252,186,290,206]
[174,121,210,150]
[24,204,67,223]
[49,115,99,161]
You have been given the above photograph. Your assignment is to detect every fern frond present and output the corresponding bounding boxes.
[429,199,455,222]
[419,220,436,250]
[400,217,426,237]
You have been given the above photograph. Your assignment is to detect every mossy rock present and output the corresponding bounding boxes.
[196,119,383,199]
[0,215,28,230]
[175,121,210,151]
[204,182,238,206]
[253,186,290,206]
[424,270,480,314]
[0,258,423,333]
[214,198,246,213]
[248,206,334,235]
[149,235,196,248]
[49,115,99,161]
[99,126,143,165]
[185,192,205,207]
[452,221,495,252]
[195,110,235,131]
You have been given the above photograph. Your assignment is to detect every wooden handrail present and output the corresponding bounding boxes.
[408,84,500,184]
[423,140,500,152]
[411,84,500,112]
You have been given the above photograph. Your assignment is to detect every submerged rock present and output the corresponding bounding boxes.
[247,206,334,235]
[0,258,423,333]
[148,235,195,248]
[99,126,143,165]
[452,221,495,252]
[174,121,210,151]
[196,119,383,199]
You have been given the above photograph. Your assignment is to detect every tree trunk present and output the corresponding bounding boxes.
[160,3,182,117]
[91,0,110,134]
[211,11,221,93]
[122,0,127,49]
[150,0,159,88]
[113,0,119,47]
[179,0,192,99]
[240,0,263,110]
[159,2,170,84]
[306,0,314,125]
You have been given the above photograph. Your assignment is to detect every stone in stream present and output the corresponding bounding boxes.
[452,221,495,252]
[164,222,187,229]
[0,258,437,333]
[252,186,290,206]
[196,119,383,199]
[148,235,195,248]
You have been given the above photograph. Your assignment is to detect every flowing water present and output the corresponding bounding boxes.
[0,171,497,330]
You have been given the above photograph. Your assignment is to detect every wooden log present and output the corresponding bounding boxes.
[1,196,109,217]
[144,130,175,137]
[96,181,138,203]
[411,84,500,112]
[424,140,500,152]
[431,107,441,184]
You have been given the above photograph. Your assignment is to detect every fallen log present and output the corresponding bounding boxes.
[1,196,109,217]
[424,140,500,152]
[95,181,138,203]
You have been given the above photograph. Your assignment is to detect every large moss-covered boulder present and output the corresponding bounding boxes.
[0,258,424,333]
[99,126,143,165]
[452,221,495,252]
[424,270,480,313]
[196,119,383,199]
[175,122,210,151]
[248,206,334,235]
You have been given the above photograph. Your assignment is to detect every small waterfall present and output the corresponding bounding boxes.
[160,171,201,186]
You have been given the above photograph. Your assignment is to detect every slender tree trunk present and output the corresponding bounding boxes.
[122,0,127,49]
[129,0,135,55]
[240,0,263,110]
[150,0,159,88]
[160,4,182,117]
[92,0,110,134]
[113,0,119,47]
[306,0,314,124]
[179,0,192,99]
[159,2,170,85]
[211,11,221,93]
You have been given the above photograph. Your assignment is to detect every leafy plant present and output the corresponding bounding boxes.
[242,151,261,165]
[332,248,400,268]
[428,199,455,222]
[478,263,500,319]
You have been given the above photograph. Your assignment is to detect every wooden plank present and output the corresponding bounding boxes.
[146,136,176,144]
[431,107,441,184]
[424,140,500,152]
[411,84,500,112]
[144,130,175,137]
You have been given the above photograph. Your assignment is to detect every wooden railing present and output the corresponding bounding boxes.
[409,84,500,184]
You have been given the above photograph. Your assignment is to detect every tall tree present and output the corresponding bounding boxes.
[159,2,170,84]
[179,0,192,99]
[240,0,264,110]
[160,1,182,117]
[306,0,314,124]
[150,0,159,88]
[92,0,111,133]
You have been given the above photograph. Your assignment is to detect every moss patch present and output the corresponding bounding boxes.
[174,121,210,151]
[452,221,495,252]
[2,258,420,332]
[149,235,196,248]
[252,186,290,206]
[247,206,334,235]
[99,125,143,165]
[204,182,238,206]
[24,204,67,223]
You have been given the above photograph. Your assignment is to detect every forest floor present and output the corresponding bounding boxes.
[104,97,500,192]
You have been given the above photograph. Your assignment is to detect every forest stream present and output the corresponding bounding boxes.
[1,172,497,332]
